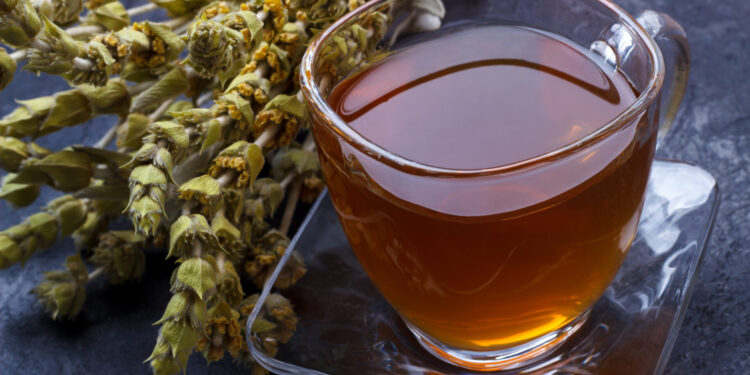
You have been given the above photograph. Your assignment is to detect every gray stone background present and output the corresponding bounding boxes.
[0,0,747,373]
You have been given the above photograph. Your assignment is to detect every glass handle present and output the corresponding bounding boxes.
[636,10,691,148]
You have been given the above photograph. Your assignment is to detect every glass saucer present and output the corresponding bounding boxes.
[246,159,719,375]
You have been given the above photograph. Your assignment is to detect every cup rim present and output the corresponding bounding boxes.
[300,0,666,177]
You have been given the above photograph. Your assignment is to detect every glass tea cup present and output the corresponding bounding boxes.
[299,0,690,371]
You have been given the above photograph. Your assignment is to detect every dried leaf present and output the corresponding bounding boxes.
[33,150,92,191]
[0,234,22,269]
[252,178,284,215]
[0,175,39,207]
[225,72,270,96]
[27,212,58,248]
[251,318,277,333]
[201,119,222,152]
[116,27,150,51]
[87,1,129,30]
[45,195,87,236]
[172,143,219,185]
[155,291,190,324]
[176,257,216,300]
[178,175,221,208]
[263,93,305,119]
[131,164,168,187]
[0,136,30,172]
[41,90,93,134]
[0,47,16,91]
[214,256,243,306]
[73,146,131,167]
[74,184,129,200]
[132,67,189,113]
[271,147,320,179]
[165,100,193,115]
[209,141,265,189]
[168,107,213,125]
[161,319,199,357]
[128,194,165,236]
[156,291,207,328]
[78,79,131,115]
[168,214,222,258]
[219,92,254,124]
[152,0,204,16]
[0,97,53,137]
[116,113,150,149]
[149,121,189,150]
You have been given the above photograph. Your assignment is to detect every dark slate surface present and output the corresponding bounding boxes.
[0,0,747,374]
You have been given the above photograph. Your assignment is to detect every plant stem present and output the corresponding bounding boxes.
[302,134,316,151]
[127,81,155,96]
[217,170,236,187]
[196,90,214,107]
[253,123,280,148]
[73,57,94,71]
[182,200,196,216]
[192,239,202,257]
[66,25,105,38]
[279,173,294,189]
[253,62,269,78]
[29,38,50,52]
[164,15,193,30]
[127,2,159,17]
[148,97,177,122]
[10,49,26,63]
[279,176,301,236]
[88,266,105,281]
[93,119,123,149]
[216,251,226,275]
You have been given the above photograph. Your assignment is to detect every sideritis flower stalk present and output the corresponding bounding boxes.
[0,195,88,269]
[31,254,89,320]
[88,231,146,284]
[124,123,186,236]
[185,9,263,84]
[148,214,223,373]
[0,79,130,138]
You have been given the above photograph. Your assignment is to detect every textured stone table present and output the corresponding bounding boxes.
[0,0,747,374]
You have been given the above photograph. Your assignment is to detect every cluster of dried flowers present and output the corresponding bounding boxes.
[0,0,445,372]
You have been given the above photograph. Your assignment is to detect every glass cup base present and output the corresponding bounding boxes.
[405,310,591,372]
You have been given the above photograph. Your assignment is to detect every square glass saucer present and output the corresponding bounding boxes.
[246,159,719,375]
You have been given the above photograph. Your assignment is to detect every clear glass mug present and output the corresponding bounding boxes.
[299,0,689,371]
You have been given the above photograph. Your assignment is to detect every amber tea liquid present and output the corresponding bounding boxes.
[317,25,656,351]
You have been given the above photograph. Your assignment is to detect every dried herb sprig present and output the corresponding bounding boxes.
[0,195,88,269]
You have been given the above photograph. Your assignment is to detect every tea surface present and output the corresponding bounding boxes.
[330,24,637,169]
